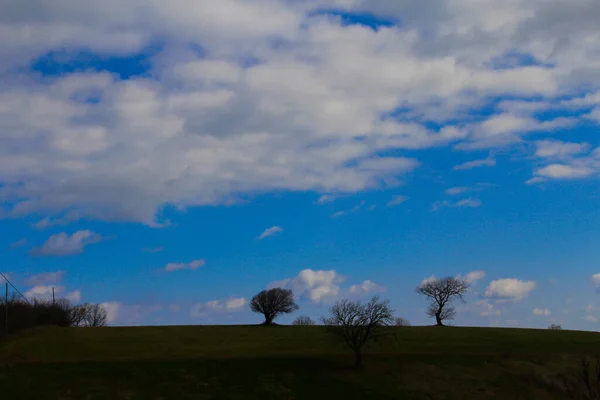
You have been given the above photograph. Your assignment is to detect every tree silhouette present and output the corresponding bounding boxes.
[250,288,299,325]
[416,276,469,326]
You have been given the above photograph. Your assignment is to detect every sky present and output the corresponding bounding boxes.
[1,0,600,329]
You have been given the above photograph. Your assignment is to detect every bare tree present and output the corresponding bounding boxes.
[548,324,562,330]
[537,355,600,399]
[81,303,108,327]
[416,276,469,326]
[321,296,395,367]
[69,304,88,327]
[292,315,315,326]
[250,288,299,325]
[394,317,411,327]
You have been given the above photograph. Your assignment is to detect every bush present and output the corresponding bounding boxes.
[394,317,411,327]
[548,324,562,330]
[1,297,107,337]
[292,316,315,326]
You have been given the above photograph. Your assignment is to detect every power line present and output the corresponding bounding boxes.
[0,272,31,305]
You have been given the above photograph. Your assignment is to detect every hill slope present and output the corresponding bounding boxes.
[1,325,598,399]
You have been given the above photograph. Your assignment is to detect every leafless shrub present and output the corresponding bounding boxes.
[394,317,411,327]
[548,324,563,330]
[321,296,395,367]
[292,316,315,326]
[536,355,600,399]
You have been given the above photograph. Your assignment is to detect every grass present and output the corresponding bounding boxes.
[1,325,599,399]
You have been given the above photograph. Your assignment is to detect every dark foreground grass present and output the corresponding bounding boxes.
[1,325,599,399]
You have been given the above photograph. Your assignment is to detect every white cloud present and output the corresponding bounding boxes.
[446,187,470,195]
[66,290,82,303]
[348,280,386,295]
[269,269,346,304]
[464,270,486,284]
[30,230,103,256]
[258,226,283,240]
[190,297,247,318]
[0,0,599,226]
[315,195,335,205]
[100,302,121,324]
[476,299,501,317]
[535,140,589,159]
[535,164,595,179]
[24,283,82,303]
[25,285,63,300]
[164,259,205,272]
[455,198,482,208]
[24,271,65,286]
[331,211,346,218]
[584,315,598,323]
[387,195,408,207]
[453,157,496,171]
[532,308,551,316]
[484,278,536,301]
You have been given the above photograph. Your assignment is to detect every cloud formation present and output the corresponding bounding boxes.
[484,278,536,301]
[30,230,103,256]
[164,259,205,272]
[190,297,247,318]
[0,1,598,225]
[269,269,346,304]
[258,226,283,240]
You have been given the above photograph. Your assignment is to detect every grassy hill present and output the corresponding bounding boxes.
[1,325,598,399]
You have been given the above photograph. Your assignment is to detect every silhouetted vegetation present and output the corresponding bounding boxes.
[1,297,107,337]
[321,296,395,367]
[416,276,469,326]
[292,315,315,326]
[548,324,563,330]
[394,316,411,326]
[250,288,299,325]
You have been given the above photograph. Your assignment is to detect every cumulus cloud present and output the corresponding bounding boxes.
[30,230,103,256]
[258,226,283,240]
[164,259,205,272]
[25,285,81,303]
[24,271,65,286]
[0,0,598,226]
[100,302,121,324]
[535,164,595,179]
[190,297,247,318]
[532,308,551,316]
[0,1,598,225]
[463,270,486,284]
[476,299,501,317]
[348,280,386,295]
[535,140,589,159]
[484,278,536,301]
[269,269,346,304]
[387,195,408,207]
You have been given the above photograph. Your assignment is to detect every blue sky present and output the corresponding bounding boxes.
[1,1,600,329]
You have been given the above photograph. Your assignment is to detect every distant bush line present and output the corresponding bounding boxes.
[1,296,107,338]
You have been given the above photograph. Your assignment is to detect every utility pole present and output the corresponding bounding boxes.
[5,283,8,337]
[52,287,55,305]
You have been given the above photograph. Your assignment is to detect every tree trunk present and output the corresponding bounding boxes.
[354,350,363,368]
[435,312,444,326]
[264,314,274,325]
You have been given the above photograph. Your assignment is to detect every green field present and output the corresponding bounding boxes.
[1,325,598,399]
